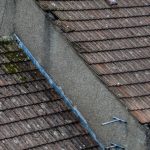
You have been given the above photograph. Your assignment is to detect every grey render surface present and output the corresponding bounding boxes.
[0,0,149,149]
[0,0,15,36]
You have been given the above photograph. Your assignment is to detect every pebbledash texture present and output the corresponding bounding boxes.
[0,38,101,150]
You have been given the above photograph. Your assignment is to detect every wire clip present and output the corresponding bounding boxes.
[105,143,125,149]
[102,117,127,126]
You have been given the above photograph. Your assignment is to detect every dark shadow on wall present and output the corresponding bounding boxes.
[41,16,51,71]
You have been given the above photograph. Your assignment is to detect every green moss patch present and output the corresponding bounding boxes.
[18,76,27,82]
[5,52,29,62]
[2,63,21,74]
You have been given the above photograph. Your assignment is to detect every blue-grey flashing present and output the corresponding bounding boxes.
[13,33,105,150]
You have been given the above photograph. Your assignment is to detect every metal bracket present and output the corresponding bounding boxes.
[105,143,125,150]
[102,117,127,126]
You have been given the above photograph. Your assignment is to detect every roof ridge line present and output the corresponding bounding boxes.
[0,98,61,112]
[74,34,150,43]
[0,121,80,142]
[0,68,38,76]
[66,24,150,33]
[0,109,71,127]
[52,4,150,12]
[58,14,150,21]
[24,133,89,150]
[89,56,150,65]
[0,87,52,100]
[108,80,150,87]
[0,78,45,88]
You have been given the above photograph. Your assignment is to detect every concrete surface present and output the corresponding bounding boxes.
[0,0,15,36]
[0,0,149,149]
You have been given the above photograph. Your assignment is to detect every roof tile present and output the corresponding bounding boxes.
[53,7,150,21]
[56,16,150,32]
[0,41,100,149]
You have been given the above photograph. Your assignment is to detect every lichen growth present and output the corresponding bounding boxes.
[5,51,29,62]
[1,41,31,85]
[0,38,13,45]
[0,41,11,45]
[1,43,18,53]
[18,76,27,82]
[1,42,30,74]
[2,63,21,74]
[22,83,29,89]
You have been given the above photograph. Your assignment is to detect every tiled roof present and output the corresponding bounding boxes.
[0,39,100,149]
[37,0,150,124]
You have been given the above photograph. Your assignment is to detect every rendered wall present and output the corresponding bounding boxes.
[1,0,149,149]
[0,0,15,36]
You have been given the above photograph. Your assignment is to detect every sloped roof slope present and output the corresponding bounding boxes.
[37,0,150,124]
[0,38,100,149]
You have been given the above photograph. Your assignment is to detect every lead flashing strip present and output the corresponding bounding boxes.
[13,34,105,150]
